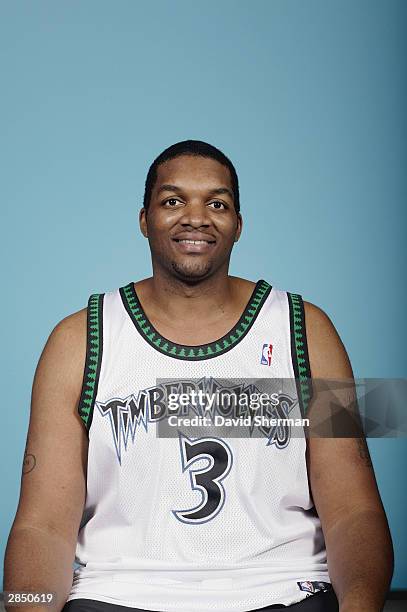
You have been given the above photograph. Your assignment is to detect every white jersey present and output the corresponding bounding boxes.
[66,279,331,611]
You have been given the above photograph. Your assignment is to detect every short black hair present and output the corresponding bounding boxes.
[143,140,240,214]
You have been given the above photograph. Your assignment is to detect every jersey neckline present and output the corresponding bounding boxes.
[119,279,272,361]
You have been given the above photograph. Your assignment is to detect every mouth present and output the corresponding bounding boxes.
[172,238,216,253]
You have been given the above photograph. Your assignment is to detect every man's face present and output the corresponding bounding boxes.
[139,155,242,281]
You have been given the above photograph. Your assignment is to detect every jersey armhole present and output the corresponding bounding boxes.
[287,292,313,418]
[78,293,105,435]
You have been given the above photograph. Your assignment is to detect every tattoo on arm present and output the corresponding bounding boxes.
[22,448,36,474]
[357,437,373,468]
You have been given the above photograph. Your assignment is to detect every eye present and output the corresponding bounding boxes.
[208,200,227,210]
[163,198,182,207]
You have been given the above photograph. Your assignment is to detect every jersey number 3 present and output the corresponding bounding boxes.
[172,434,233,524]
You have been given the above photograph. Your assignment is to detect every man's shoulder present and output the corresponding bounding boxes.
[303,300,333,330]
[230,275,264,294]
[302,299,339,351]
[48,307,88,356]
[302,300,353,378]
[56,306,87,330]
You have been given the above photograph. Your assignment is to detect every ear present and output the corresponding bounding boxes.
[234,213,243,242]
[139,208,148,238]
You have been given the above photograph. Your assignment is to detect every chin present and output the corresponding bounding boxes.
[171,260,214,280]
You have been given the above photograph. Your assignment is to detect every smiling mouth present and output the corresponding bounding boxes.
[173,239,216,245]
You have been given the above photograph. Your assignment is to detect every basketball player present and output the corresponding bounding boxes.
[4,141,394,612]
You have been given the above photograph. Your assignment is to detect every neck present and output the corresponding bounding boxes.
[135,270,240,327]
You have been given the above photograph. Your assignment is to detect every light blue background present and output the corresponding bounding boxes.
[1,0,406,590]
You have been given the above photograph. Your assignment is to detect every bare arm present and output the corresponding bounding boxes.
[304,301,394,612]
[3,308,88,612]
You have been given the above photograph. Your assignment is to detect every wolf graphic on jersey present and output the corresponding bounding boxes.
[95,376,299,465]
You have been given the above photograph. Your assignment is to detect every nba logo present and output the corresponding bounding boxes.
[298,581,315,594]
[260,343,273,366]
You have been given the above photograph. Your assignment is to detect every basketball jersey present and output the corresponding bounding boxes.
[66,279,331,611]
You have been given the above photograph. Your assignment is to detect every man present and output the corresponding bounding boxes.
[4,140,393,612]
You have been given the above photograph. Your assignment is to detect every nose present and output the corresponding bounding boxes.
[178,200,211,228]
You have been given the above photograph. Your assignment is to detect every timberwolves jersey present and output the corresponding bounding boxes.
[66,279,331,611]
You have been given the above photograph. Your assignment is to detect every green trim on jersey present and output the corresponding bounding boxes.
[120,279,272,361]
[78,293,104,432]
[287,292,313,417]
